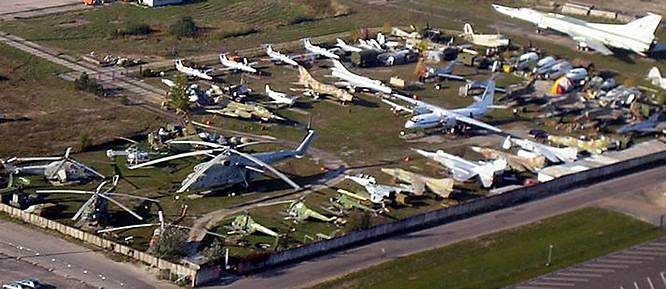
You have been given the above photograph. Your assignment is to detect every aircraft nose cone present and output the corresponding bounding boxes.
[405,120,416,129]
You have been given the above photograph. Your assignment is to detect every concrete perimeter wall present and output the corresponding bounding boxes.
[0,203,200,286]
[234,147,666,273]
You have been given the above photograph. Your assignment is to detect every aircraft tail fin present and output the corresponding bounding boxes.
[648,66,662,80]
[174,59,183,69]
[473,158,506,188]
[336,38,347,47]
[265,84,272,95]
[463,23,474,36]
[331,59,349,73]
[298,65,312,85]
[623,13,662,37]
[266,44,273,55]
[294,130,318,158]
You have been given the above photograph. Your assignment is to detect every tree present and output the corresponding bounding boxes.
[348,211,374,231]
[201,239,226,265]
[167,75,189,113]
[74,72,104,96]
[152,227,187,261]
[169,16,197,38]
[77,131,91,152]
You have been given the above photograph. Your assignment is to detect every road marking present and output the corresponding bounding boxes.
[557,272,603,278]
[542,276,588,282]
[529,281,575,287]
[648,242,666,247]
[571,268,615,273]
[661,272,666,286]
[609,254,655,260]
[635,246,666,252]
[516,286,557,289]
[647,277,655,289]
[624,250,666,256]
[598,258,642,264]
[583,263,629,269]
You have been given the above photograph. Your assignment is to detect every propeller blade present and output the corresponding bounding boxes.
[230,149,301,189]
[36,190,93,194]
[68,159,106,179]
[166,140,226,149]
[128,149,219,169]
[99,195,143,221]
[176,152,228,193]
[105,193,159,203]
[72,195,97,221]
[97,223,158,233]
[47,159,67,180]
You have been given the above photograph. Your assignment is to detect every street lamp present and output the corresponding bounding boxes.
[546,244,554,266]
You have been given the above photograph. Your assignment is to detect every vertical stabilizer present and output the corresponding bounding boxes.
[463,23,475,36]
[623,13,662,37]
[648,67,662,80]
[294,130,318,158]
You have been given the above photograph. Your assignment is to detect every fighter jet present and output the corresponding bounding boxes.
[616,113,666,136]
[335,38,363,53]
[502,136,577,163]
[286,199,337,223]
[383,78,503,133]
[470,146,545,173]
[219,54,257,73]
[459,23,510,48]
[344,174,414,203]
[174,59,213,80]
[391,27,421,39]
[296,65,354,102]
[646,67,666,90]
[380,168,454,198]
[330,59,392,94]
[265,85,298,107]
[424,60,467,81]
[303,38,340,59]
[492,4,662,56]
[414,149,507,188]
[266,44,298,66]
[547,135,614,155]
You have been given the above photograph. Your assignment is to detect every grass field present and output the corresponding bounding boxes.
[0,43,166,156]
[309,208,666,289]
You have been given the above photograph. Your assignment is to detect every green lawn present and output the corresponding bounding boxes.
[309,208,666,289]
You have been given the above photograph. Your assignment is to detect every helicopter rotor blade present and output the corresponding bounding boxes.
[176,152,228,193]
[35,189,94,194]
[128,149,220,169]
[72,195,97,221]
[99,195,143,221]
[105,193,160,203]
[68,159,106,179]
[97,223,158,233]
[230,148,301,189]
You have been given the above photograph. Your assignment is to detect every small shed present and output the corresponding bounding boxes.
[140,0,183,7]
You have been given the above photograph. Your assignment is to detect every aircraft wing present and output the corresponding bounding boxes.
[579,38,613,56]
[436,73,468,81]
[449,112,503,133]
[451,167,476,182]
[365,185,393,203]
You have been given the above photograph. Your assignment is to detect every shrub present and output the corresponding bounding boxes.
[73,72,104,97]
[169,16,197,38]
[114,23,152,37]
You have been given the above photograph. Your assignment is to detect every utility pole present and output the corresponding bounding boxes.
[546,244,554,266]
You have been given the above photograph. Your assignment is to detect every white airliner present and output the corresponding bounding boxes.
[303,38,340,59]
[266,44,298,66]
[493,4,661,56]
[265,85,298,106]
[330,59,392,94]
[219,54,258,73]
[174,59,213,80]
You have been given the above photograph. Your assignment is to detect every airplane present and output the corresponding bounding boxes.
[335,38,363,53]
[286,199,337,223]
[303,38,340,59]
[330,190,380,213]
[219,54,258,73]
[383,78,503,133]
[547,135,613,155]
[36,176,158,224]
[459,23,510,48]
[265,44,298,66]
[128,130,317,193]
[296,65,354,102]
[616,113,666,135]
[470,146,545,173]
[330,59,392,94]
[391,27,421,39]
[344,174,414,203]
[227,212,280,237]
[205,97,284,121]
[380,168,454,198]
[492,4,662,56]
[646,67,666,90]
[174,59,213,80]
[502,136,577,163]
[423,60,467,81]
[414,148,507,188]
[1,147,105,185]
[265,85,298,107]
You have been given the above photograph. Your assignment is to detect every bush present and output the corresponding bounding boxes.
[167,75,190,112]
[77,131,91,152]
[169,16,197,38]
[152,227,187,261]
[217,27,259,39]
[201,239,226,265]
[73,72,104,97]
[114,23,152,37]
[348,211,374,231]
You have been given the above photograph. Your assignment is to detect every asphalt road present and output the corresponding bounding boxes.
[0,220,180,289]
[211,165,666,289]
[509,237,666,289]
[0,253,92,289]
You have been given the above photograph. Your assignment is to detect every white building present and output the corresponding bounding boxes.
[140,0,183,7]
